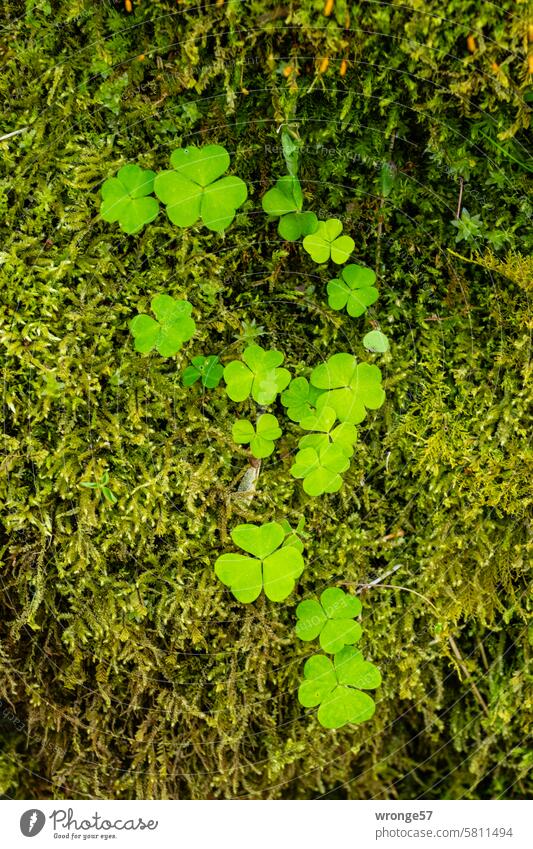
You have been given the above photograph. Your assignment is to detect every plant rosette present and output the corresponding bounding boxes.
[290,443,350,497]
[295,588,362,653]
[262,175,318,241]
[280,376,324,422]
[214,521,305,602]
[302,218,355,264]
[297,406,357,458]
[129,294,196,358]
[100,164,159,235]
[223,344,291,405]
[154,145,247,232]
[182,355,224,388]
[298,646,381,729]
[232,414,282,459]
[310,353,385,423]
[327,264,379,318]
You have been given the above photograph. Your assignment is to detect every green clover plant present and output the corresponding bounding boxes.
[296,588,362,653]
[223,344,291,404]
[298,646,381,728]
[279,517,308,553]
[290,443,350,496]
[232,414,282,458]
[280,376,323,422]
[302,219,355,264]
[182,355,224,388]
[129,294,196,358]
[310,353,385,423]
[327,264,379,317]
[298,406,357,457]
[100,164,159,234]
[262,176,318,241]
[154,145,247,232]
[363,330,390,353]
[214,521,305,602]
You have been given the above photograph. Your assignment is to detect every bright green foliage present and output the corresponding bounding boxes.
[290,443,350,496]
[100,164,159,234]
[223,344,291,404]
[154,145,247,232]
[214,522,305,602]
[327,264,379,317]
[302,219,355,264]
[280,377,323,422]
[182,355,224,389]
[363,331,390,353]
[451,208,484,243]
[296,588,362,653]
[311,353,385,423]
[298,647,381,728]
[129,294,196,358]
[298,406,357,457]
[262,175,318,241]
[79,471,117,505]
[232,414,282,458]
[279,517,308,553]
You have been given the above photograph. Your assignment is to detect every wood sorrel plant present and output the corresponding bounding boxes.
[99,137,388,729]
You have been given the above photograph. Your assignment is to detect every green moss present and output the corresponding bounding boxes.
[0,0,531,799]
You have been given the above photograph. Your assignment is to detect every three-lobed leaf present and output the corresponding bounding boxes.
[214,521,305,602]
[129,294,196,358]
[302,219,355,264]
[298,646,381,728]
[154,145,247,232]
[296,588,362,653]
[100,164,159,235]
[232,413,282,458]
[310,353,385,423]
[327,264,379,318]
[290,443,350,496]
[182,355,224,388]
[280,377,323,422]
[223,344,291,405]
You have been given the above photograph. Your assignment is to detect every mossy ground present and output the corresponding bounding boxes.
[0,0,531,799]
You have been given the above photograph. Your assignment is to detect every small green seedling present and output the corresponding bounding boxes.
[279,516,308,553]
[298,646,381,728]
[327,264,379,317]
[182,355,224,388]
[310,353,385,423]
[290,443,350,497]
[280,376,323,422]
[80,471,118,504]
[154,145,247,232]
[100,164,159,235]
[302,219,355,264]
[298,406,357,457]
[214,521,305,602]
[223,344,291,405]
[296,588,362,653]
[363,330,390,353]
[232,414,282,459]
[129,294,195,358]
[262,175,318,241]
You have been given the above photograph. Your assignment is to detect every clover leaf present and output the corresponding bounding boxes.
[232,413,282,458]
[310,353,385,424]
[298,646,381,728]
[297,406,357,458]
[223,344,291,405]
[100,164,159,234]
[363,330,390,353]
[280,377,324,422]
[279,517,308,553]
[327,264,379,317]
[262,176,318,241]
[295,588,362,653]
[302,219,355,264]
[214,521,305,602]
[182,355,223,388]
[129,294,196,358]
[154,145,247,232]
[290,443,350,497]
